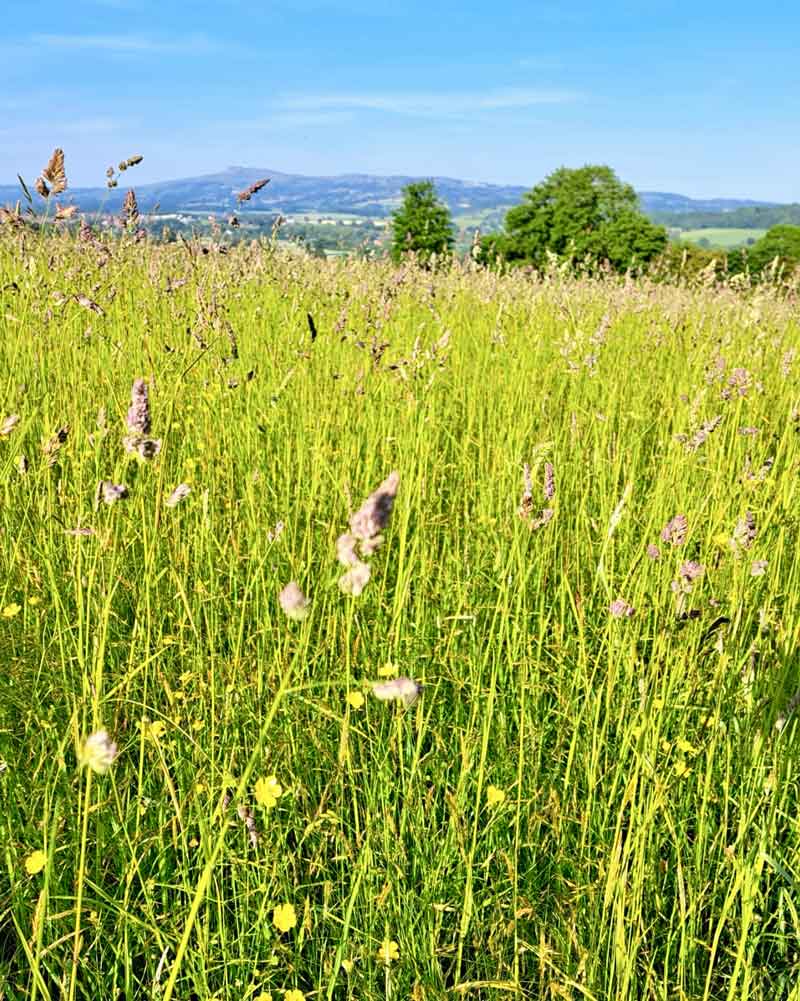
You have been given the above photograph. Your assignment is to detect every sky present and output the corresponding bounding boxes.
[1,1,797,199]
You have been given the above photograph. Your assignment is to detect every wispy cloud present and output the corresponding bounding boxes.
[278,87,580,118]
[31,33,229,55]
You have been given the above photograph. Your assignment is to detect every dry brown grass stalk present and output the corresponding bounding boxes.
[41,148,67,195]
[236,177,270,203]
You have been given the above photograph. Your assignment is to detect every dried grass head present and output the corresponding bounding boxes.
[41,148,67,195]
[236,177,270,203]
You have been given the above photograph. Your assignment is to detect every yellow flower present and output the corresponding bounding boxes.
[28,596,41,606]
[676,737,696,756]
[24,850,47,875]
[78,729,118,774]
[255,775,282,809]
[2,603,21,618]
[674,759,691,778]
[284,991,304,1001]
[377,663,397,678]
[377,939,400,964]
[272,903,297,933]
[347,691,365,710]
[143,720,166,741]
[341,959,355,974]
[192,719,205,732]
[255,993,273,1001]
[486,785,506,807]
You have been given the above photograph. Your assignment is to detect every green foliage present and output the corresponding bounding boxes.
[482,165,667,272]
[652,203,800,231]
[729,224,800,277]
[390,180,454,265]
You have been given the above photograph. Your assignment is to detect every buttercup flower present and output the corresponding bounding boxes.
[486,785,506,807]
[284,991,304,1001]
[377,940,400,965]
[347,691,365,710]
[24,850,47,875]
[273,903,297,933]
[255,775,282,809]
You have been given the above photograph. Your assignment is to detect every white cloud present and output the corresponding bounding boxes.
[277,87,581,118]
[30,33,227,55]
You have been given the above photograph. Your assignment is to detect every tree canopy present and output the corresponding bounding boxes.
[391,181,454,265]
[728,224,800,276]
[481,165,667,272]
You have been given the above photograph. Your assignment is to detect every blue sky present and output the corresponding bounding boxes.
[1,1,797,199]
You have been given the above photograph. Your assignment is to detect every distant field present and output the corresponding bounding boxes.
[673,227,767,249]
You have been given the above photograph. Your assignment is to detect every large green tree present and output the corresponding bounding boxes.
[728,224,800,276]
[481,165,667,272]
[391,181,454,265]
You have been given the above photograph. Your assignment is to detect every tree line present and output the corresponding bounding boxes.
[391,166,800,280]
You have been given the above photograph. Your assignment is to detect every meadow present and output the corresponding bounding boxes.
[1,226,800,1001]
[671,229,768,250]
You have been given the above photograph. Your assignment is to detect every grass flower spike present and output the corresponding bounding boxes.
[78,729,118,774]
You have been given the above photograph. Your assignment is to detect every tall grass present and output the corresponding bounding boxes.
[1,228,799,1000]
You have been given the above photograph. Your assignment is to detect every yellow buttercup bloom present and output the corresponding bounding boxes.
[254,993,273,1001]
[377,663,397,678]
[377,939,400,964]
[272,903,297,933]
[347,691,365,710]
[486,785,506,807]
[2,603,21,619]
[255,775,282,809]
[284,991,304,1001]
[24,850,47,875]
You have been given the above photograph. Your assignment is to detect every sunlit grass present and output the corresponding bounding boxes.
[1,229,799,1000]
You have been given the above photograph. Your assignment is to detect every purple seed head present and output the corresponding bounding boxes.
[661,514,688,546]
[609,598,635,619]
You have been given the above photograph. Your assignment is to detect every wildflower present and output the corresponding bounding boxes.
[349,471,400,552]
[751,560,768,577]
[543,462,555,501]
[165,483,191,508]
[679,561,705,582]
[377,940,400,965]
[338,561,371,597]
[685,415,723,452]
[336,532,361,568]
[255,775,282,809]
[2,603,21,618]
[341,959,355,974]
[371,676,422,708]
[144,720,166,741]
[609,598,634,619]
[254,993,273,1001]
[486,785,506,807]
[661,514,688,546]
[377,663,398,678]
[284,991,304,1001]
[78,729,118,774]
[24,850,47,875]
[518,463,534,519]
[732,512,756,550]
[237,803,259,847]
[347,691,365,710]
[97,480,128,505]
[529,507,554,531]
[278,582,310,621]
[0,414,19,437]
[126,378,151,435]
[272,903,297,933]
[123,377,161,459]
[646,543,661,560]
[674,759,691,778]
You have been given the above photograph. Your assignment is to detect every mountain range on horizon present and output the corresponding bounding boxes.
[0,166,784,223]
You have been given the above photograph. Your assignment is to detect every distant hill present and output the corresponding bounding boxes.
[0,166,787,227]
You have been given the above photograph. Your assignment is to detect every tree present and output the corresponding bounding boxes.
[391,181,454,265]
[730,224,800,276]
[481,165,667,272]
